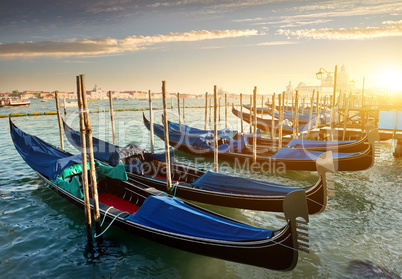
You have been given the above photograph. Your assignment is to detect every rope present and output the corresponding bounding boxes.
[94,206,127,238]
[171,181,179,197]
[75,109,90,114]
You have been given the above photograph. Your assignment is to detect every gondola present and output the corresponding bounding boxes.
[243,104,321,124]
[9,117,309,271]
[63,119,334,214]
[232,105,311,134]
[242,104,269,114]
[143,114,376,172]
[167,121,235,137]
[242,104,330,124]
[168,120,374,154]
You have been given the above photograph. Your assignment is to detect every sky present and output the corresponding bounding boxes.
[0,0,402,95]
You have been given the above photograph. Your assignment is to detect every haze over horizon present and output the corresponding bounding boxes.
[1,0,401,95]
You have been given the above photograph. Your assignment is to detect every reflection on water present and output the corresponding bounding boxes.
[0,99,401,278]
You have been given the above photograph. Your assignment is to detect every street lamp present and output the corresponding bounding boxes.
[316,67,331,80]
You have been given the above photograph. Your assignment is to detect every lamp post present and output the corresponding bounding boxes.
[316,68,333,84]
[316,66,338,140]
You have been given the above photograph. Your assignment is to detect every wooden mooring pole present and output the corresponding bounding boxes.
[331,65,338,141]
[361,77,366,132]
[225,93,228,129]
[307,90,315,139]
[260,95,264,119]
[63,98,67,117]
[209,97,212,123]
[204,92,208,130]
[343,92,351,141]
[213,85,219,172]
[108,91,116,145]
[55,91,64,150]
[182,98,185,119]
[278,93,283,149]
[293,90,299,139]
[252,86,257,163]
[315,91,320,129]
[271,93,275,139]
[177,93,181,132]
[148,90,155,153]
[240,93,244,133]
[162,81,172,192]
[218,98,221,121]
[249,95,252,134]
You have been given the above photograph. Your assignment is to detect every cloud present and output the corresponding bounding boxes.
[254,19,332,28]
[257,41,298,46]
[289,1,402,19]
[0,29,259,58]
[238,2,402,29]
[277,20,402,40]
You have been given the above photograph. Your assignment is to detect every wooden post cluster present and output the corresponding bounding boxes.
[76,76,92,246]
[76,74,101,245]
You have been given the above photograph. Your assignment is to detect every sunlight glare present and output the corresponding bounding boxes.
[379,67,402,91]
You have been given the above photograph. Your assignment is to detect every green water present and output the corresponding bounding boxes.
[0,99,401,278]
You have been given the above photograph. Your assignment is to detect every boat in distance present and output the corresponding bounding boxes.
[0,97,31,107]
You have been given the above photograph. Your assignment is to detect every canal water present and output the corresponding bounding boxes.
[0,99,401,278]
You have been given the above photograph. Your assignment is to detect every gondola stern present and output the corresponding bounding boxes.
[316,151,336,175]
[282,190,310,257]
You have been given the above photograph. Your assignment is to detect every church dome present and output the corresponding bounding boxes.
[337,65,350,84]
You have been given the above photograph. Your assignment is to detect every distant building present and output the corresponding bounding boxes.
[87,84,107,99]
[293,65,356,98]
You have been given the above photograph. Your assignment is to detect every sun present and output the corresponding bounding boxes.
[378,66,402,92]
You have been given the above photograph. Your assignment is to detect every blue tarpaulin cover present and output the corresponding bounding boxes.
[11,123,83,180]
[168,122,234,138]
[228,137,245,151]
[125,195,273,241]
[286,138,355,148]
[271,148,358,159]
[64,123,118,162]
[64,122,175,173]
[192,171,297,195]
[146,121,231,152]
[378,111,402,130]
